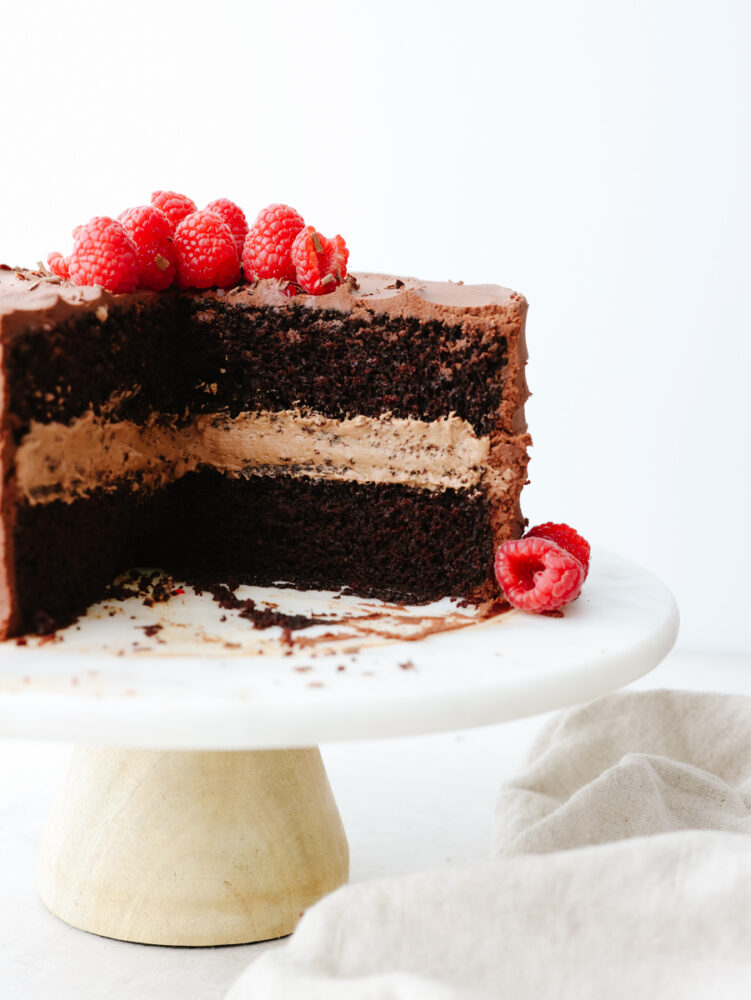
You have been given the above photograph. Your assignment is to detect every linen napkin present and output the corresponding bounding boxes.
[227,690,751,999]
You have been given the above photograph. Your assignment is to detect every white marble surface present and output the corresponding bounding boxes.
[1,649,748,998]
[0,551,677,747]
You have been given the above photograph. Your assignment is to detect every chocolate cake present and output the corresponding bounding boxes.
[0,265,530,637]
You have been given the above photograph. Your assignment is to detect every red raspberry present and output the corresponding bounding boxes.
[242,203,305,283]
[494,536,585,613]
[67,217,139,293]
[173,210,241,290]
[291,225,349,295]
[150,191,197,233]
[47,252,69,279]
[205,199,248,256]
[525,522,591,579]
[118,205,177,291]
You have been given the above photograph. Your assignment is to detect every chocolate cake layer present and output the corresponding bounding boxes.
[6,299,186,434]
[7,297,512,437]
[187,301,510,434]
[11,486,167,634]
[171,473,497,602]
[1,269,528,438]
[12,473,501,632]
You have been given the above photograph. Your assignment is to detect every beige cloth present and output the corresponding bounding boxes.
[227,690,751,999]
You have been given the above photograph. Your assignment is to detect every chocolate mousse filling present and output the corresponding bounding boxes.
[15,407,526,503]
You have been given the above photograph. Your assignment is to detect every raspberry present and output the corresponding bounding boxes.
[205,199,248,256]
[47,252,69,279]
[173,210,241,290]
[151,191,197,233]
[67,217,139,293]
[494,536,585,613]
[291,225,349,295]
[118,205,177,291]
[525,522,591,579]
[242,203,305,282]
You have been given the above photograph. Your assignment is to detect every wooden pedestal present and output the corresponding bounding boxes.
[37,746,349,946]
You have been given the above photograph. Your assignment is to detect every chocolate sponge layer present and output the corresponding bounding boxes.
[8,299,508,437]
[166,471,494,602]
[190,302,509,435]
[12,473,494,633]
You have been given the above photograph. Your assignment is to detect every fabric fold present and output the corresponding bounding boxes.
[227,690,751,1000]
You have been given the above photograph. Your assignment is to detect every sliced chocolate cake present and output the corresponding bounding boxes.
[0,266,530,637]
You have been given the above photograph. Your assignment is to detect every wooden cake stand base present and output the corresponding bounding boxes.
[37,746,349,946]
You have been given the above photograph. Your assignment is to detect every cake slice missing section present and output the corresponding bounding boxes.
[0,268,530,636]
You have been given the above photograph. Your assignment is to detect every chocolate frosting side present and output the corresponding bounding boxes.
[0,336,21,636]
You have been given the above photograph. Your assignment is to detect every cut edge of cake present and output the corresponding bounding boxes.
[0,266,531,637]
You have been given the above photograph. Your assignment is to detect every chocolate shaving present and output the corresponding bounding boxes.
[189,577,327,631]
[103,569,177,607]
[138,623,163,637]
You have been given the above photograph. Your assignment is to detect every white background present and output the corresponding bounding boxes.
[2,0,750,652]
[0,6,749,996]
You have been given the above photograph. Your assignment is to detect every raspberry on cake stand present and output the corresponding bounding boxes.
[0,549,677,947]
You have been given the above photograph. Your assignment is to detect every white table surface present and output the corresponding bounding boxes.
[1,648,748,999]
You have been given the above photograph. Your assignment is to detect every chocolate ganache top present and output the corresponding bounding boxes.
[0,266,527,339]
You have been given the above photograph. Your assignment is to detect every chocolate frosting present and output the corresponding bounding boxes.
[0,266,527,328]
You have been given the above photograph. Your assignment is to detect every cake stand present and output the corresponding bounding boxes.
[0,549,678,947]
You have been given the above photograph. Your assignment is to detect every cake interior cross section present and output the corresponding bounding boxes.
[0,267,531,638]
